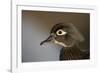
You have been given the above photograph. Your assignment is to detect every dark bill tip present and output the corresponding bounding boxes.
[40,40,46,45]
[40,35,53,46]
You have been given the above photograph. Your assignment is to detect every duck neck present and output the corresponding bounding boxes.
[59,45,82,60]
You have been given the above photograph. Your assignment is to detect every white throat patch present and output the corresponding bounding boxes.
[54,40,67,47]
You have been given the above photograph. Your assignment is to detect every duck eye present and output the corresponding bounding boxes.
[56,29,67,35]
[58,31,62,34]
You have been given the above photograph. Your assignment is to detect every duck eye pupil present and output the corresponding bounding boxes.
[58,31,62,34]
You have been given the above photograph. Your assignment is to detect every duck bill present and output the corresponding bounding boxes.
[40,35,53,45]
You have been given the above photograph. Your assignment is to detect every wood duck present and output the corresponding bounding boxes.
[40,23,89,60]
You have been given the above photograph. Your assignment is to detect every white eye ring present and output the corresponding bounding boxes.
[56,29,67,35]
